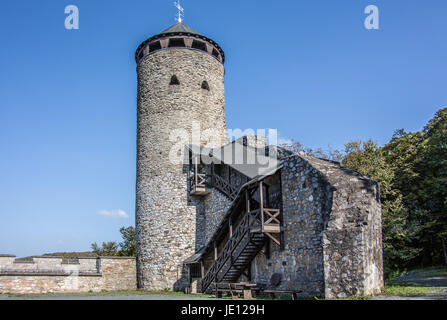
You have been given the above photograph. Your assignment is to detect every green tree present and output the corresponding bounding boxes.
[118,226,137,257]
[342,139,422,274]
[422,108,447,265]
[91,226,137,257]
[91,242,119,256]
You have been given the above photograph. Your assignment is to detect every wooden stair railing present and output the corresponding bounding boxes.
[201,209,262,293]
[211,174,239,201]
[189,164,282,293]
[190,172,207,190]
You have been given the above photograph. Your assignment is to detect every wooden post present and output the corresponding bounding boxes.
[279,173,285,251]
[246,190,251,212]
[214,242,218,261]
[259,181,264,232]
[243,288,253,300]
[201,262,205,279]
[228,166,231,185]
[229,217,233,237]
[194,157,199,188]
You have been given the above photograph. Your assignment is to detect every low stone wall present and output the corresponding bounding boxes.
[0,256,136,294]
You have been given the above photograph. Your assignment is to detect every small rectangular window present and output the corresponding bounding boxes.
[168,38,186,48]
[191,40,207,51]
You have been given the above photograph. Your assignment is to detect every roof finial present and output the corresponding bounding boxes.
[174,0,184,23]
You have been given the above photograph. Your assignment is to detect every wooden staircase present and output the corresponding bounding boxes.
[189,161,282,294]
[199,183,281,294]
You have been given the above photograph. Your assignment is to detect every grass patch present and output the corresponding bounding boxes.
[383,284,438,297]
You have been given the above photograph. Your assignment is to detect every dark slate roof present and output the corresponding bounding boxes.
[160,22,199,35]
[184,246,206,264]
[187,141,280,180]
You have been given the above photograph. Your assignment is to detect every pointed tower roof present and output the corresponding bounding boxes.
[160,22,199,35]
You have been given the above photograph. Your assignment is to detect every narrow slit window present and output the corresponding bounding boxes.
[201,81,210,91]
[170,75,180,85]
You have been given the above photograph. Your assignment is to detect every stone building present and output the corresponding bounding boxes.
[135,22,384,298]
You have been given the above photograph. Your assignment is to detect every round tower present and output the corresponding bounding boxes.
[135,22,227,291]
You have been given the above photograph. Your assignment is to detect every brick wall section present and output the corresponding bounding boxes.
[0,257,136,294]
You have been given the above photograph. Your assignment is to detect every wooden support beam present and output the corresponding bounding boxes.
[201,262,205,279]
[214,242,218,261]
[265,233,281,246]
[229,217,233,237]
[228,166,231,185]
[194,157,199,188]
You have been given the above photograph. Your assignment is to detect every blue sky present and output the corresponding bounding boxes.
[0,0,446,257]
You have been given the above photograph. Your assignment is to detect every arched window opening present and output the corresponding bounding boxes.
[170,75,180,85]
[201,81,210,91]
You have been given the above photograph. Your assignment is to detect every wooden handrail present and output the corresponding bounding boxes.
[190,172,207,190]
[201,209,262,293]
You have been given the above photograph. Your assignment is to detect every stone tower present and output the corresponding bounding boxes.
[135,23,227,290]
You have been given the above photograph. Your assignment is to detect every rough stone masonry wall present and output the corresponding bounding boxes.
[0,256,136,294]
[248,154,383,298]
[249,155,329,297]
[306,156,383,298]
[136,48,228,291]
[199,189,233,248]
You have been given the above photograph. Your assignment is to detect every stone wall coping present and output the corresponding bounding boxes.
[98,256,136,260]
[0,270,102,277]
[2,255,136,260]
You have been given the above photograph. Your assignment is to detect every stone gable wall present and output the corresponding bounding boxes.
[248,153,383,298]
[249,155,328,297]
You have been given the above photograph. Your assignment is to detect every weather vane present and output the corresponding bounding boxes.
[174,0,184,23]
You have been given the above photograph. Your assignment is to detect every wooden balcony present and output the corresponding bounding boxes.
[190,173,211,196]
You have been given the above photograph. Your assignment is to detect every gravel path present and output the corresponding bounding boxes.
[0,293,216,300]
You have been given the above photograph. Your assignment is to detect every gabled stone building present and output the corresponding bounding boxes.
[135,22,383,298]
